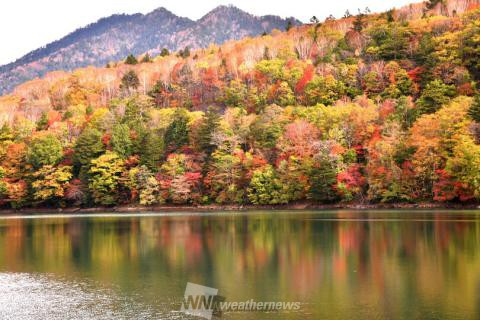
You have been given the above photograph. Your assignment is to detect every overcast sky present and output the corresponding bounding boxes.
[0,0,421,65]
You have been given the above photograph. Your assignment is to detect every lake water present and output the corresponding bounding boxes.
[0,210,479,319]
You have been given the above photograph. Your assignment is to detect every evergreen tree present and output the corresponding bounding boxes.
[111,123,133,159]
[426,0,444,10]
[263,46,271,60]
[36,112,49,131]
[386,9,395,22]
[415,33,437,85]
[86,105,94,115]
[353,13,366,32]
[468,94,480,122]
[73,128,105,169]
[197,106,221,156]
[120,70,140,94]
[0,123,13,142]
[148,80,173,107]
[141,53,152,63]
[417,80,456,115]
[286,20,293,32]
[461,18,480,81]
[308,155,338,203]
[160,48,170,57]
[140,131,164,170]
[164,109,190,152]
[177,47,191,58]
[125,54,138,65]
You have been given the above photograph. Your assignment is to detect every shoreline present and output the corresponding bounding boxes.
[1,202,480,215]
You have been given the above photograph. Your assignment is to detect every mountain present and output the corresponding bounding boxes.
[0,5,299,95]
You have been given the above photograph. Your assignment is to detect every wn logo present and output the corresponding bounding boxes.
[180,282,225,319]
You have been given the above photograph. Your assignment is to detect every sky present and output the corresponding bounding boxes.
[0,0,421,65]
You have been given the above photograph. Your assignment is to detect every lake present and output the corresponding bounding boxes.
[0,210,479,319]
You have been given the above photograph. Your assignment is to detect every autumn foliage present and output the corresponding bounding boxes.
[1,1,480,208]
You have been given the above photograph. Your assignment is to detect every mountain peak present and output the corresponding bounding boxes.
[146,7,178,18]
[201,5,251,20]
[209,4,242,12]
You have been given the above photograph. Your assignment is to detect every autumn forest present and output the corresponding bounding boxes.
[1,0,480,209]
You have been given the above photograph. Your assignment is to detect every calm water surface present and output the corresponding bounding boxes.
[0,210,479,319]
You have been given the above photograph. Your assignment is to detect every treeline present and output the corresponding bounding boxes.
[1,6,480,208]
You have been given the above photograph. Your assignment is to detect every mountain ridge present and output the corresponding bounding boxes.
[0,5,300,95]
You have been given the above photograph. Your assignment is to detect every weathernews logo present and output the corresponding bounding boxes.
[180,282,301,319]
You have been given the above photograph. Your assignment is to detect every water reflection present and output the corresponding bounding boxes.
[0,211,479,319]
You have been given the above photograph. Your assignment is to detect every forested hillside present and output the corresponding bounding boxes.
[0,6,299,95]
[0,0,480,208]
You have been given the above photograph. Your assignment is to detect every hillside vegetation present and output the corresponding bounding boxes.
[0,0,480,208]
[0,5,298,95]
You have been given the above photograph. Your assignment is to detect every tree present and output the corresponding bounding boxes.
[409,97,471,198]
[255,59,286,83]
[308,154,339,203]
[445,136,480,199]
[148,80,173,108]
[73,127,105,177]
[32,165,72,203]
[111,123,133,159]
[367,23,412,60]
[36,112,49,131]
[197,106,221,156]
[468,94,480,122]
[414,33,437,86]
[273,82,296,106]
[164,109,190,152]
[277,157,310,202]
[223,80,247,108]
[120,70,140,94]
[0,167,8,200]
[129,166,161,205]
[160,48,170,57]
[286,20,293,32]
[416,80,456,115]
[304,75,346,106]
[278,120,319,158]
[125,54,138,65]
[170,172,202,204]
[247,165,289,204]
[139,131,164,170]
[88,152,124,205]
[157,153,202,204]
[461,19,480,80]
[0,123,13,143]
[64,179,86,205]
[177,47,190,58]
[27,134,63,168]
[251,105,285,151]
[352,13,366,32]
[263,46,271,60]
[386,9,395,22]
[141,53,152,63]
[337,164,366,201]
[204,149,247,204]
[425,0,444,10]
